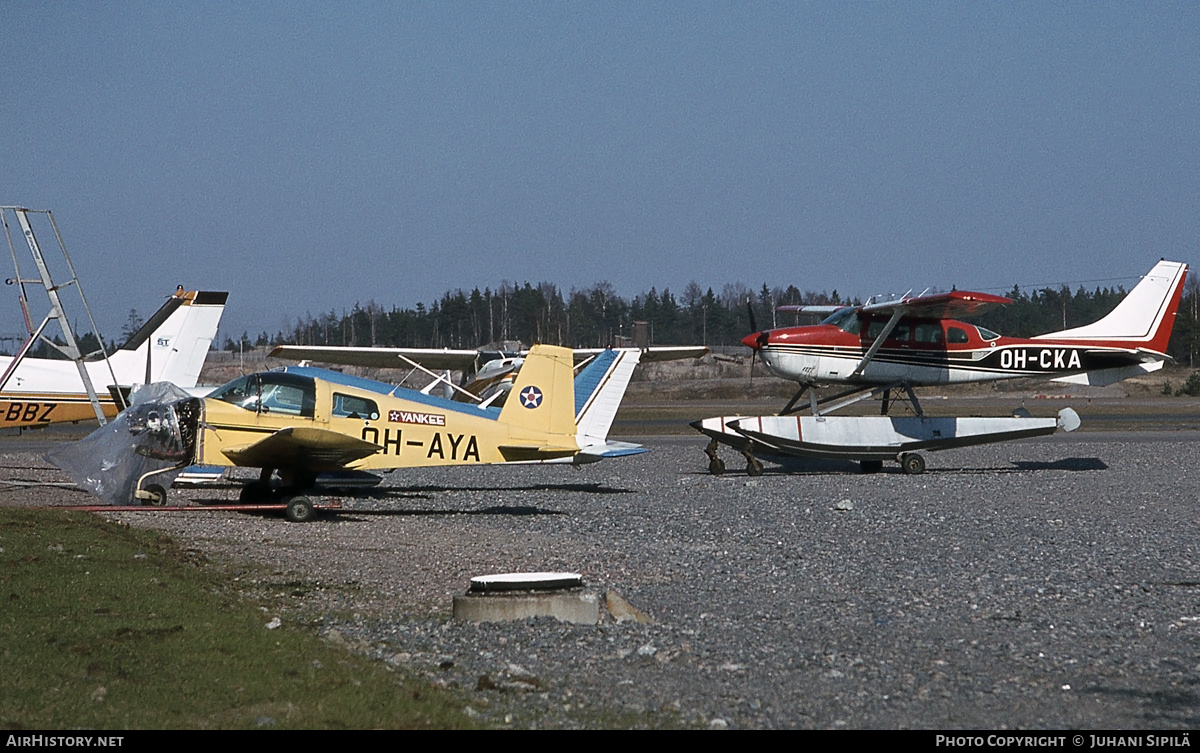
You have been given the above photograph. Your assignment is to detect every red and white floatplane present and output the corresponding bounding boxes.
[693,260,1187,475]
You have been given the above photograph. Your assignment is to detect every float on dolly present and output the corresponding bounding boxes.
[693,259,1185,475]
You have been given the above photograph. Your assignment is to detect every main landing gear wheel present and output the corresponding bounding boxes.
[860,460,883,474]
[239,480,273,504]
[143,483,168,506]
[900,453,927,475]
[284,496,316,523]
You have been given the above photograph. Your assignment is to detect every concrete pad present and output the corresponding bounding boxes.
[453,590,600,625]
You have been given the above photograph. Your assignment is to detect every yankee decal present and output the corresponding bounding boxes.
[388,409,446,426]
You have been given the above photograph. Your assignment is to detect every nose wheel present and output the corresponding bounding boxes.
[143,483,168,506]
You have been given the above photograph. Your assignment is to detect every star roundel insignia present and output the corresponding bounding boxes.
[519,385,543,409]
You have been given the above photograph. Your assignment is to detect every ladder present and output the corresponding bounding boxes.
[0,207,120,424]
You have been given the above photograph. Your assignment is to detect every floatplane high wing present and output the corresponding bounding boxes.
[53,345,651,519]
[269,344,707,406]
[693,260,1188,476]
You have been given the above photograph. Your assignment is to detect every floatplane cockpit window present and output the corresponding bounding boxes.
[914,322,944,344]
[864,317,910,341]
[822,308,861,334]
[975,325,1001,341]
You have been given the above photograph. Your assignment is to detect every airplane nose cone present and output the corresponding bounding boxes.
[742,331,768,350]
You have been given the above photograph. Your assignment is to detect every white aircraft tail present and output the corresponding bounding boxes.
[572,348,645,463]
[1035,260,1187,354]
[105,290,228,389]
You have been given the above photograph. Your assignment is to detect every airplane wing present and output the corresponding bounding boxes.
[862,290,1012,319]
[273,344,708,368]
[777,292,1009,321]
[269,345,480,371]
[571,346,708,363]
[776,305,845,315]
[221,426,382,470]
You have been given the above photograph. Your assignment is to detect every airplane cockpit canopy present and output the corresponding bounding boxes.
[822,307,861,333]
[210,372,317,418]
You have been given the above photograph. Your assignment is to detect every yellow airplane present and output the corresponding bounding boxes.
[53,344,645,521]
[0,288,226,427]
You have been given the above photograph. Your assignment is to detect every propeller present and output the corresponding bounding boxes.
[746,297,759,386]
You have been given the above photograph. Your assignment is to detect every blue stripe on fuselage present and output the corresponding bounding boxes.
[278,366,501,420]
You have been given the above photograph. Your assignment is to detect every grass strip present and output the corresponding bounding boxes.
[0,508,479,729]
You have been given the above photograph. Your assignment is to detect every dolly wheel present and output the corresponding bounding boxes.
[704,438,725,475]
[901,453,926,475]
[746,456,764,476]
[284,496,316,523]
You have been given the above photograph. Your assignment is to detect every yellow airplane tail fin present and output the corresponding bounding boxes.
[497,344,576,437]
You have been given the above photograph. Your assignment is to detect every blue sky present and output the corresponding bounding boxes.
[2,2,1197,343]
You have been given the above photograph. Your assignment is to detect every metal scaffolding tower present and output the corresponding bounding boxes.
[0,207,120,424]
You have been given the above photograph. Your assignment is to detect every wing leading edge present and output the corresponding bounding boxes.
[269,345,480,371]
[778,290,1012,321]
[270,344,708,369]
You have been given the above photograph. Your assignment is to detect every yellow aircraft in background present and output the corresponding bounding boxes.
[54,345,646,521]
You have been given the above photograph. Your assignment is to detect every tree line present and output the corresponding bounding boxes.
[220,275,1200,367]
[17,275,1200,369]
